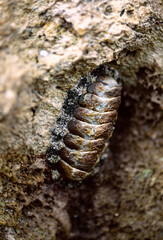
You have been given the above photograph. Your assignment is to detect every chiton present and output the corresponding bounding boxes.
[51,74,122,181]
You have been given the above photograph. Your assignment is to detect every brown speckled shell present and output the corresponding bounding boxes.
[57,75,122,180]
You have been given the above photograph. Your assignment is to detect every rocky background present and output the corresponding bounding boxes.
[0,0,163,239]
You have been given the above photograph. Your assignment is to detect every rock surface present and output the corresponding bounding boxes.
[0,0,163,239]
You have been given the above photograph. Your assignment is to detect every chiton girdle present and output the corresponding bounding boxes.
[47,66,122,181]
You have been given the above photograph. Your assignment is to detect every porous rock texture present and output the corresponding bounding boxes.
[0,0,163,239]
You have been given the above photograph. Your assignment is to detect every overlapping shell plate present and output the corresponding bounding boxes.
[47,67,122,181]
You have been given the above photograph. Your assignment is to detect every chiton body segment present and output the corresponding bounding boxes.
[57,75,122,181]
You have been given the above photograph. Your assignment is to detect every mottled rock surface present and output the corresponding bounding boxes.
[0,0,162,239]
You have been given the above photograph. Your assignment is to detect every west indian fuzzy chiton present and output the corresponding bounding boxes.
[47,66,122,181]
